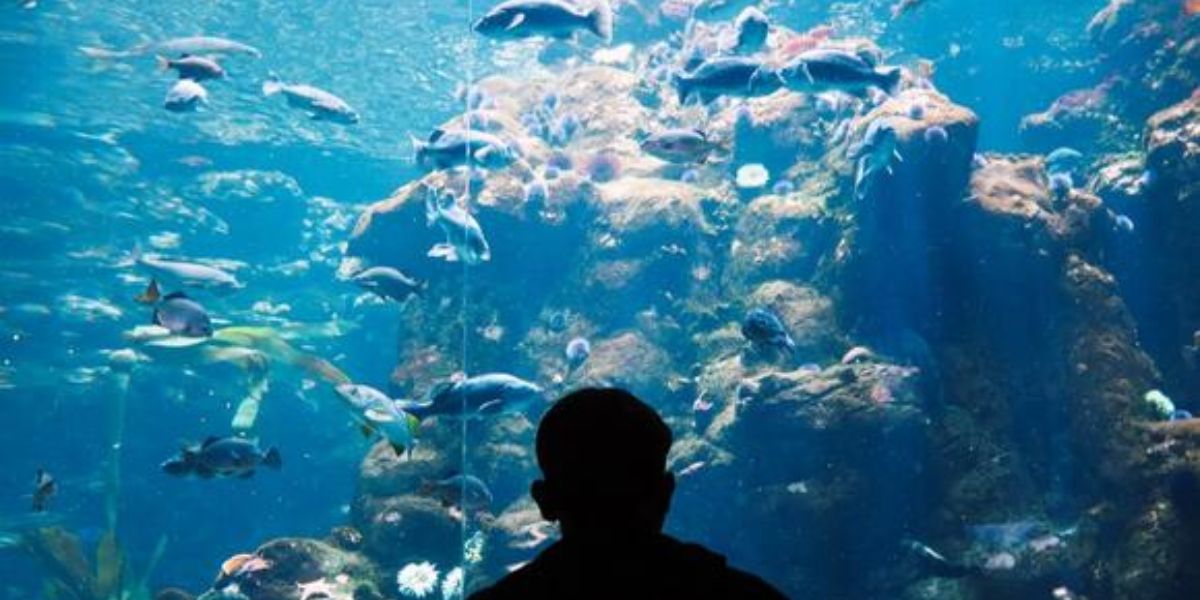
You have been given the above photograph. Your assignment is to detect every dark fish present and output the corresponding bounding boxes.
[262,77,359,124]
[161,436,281,479]
[474,0,614,42]
[138,280,213,337]
[350,266,425,302]
[402,372,543,419]
[156,54,225,81]
[741,308,796,353]
[32,469,55,512]
[420,474,494,513]
[779,49,902,95]
[640,128,718,164]
[412,128,518,172]
[673,56,782,104]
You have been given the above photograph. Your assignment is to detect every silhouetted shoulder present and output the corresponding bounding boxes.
[468,536,790,600]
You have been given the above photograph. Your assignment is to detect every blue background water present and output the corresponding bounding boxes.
[0,0,1111,596]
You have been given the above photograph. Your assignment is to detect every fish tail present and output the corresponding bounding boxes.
[261,74,283,97]
[79,46,134,60]
[262,447,282,469]
[155,55,171,72]
[135,279,161,305]
[589,1,615,43]
[410,134,429,169]
[673,73,691,105]
[877,66,902,95]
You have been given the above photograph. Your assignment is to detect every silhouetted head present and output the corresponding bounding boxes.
[531,387,675,540]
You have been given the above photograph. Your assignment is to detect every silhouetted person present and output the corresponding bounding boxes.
[470,387,788,600]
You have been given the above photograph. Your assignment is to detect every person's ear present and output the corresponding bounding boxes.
[532,479,559,521]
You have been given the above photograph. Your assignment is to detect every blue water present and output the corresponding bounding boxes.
[2,0,1197,598]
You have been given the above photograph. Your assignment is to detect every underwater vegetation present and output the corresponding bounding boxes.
[4,0,1200,599]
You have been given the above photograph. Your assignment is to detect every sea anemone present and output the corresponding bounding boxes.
[923,125,948,145]
[771,180,795,195]
[584,152,622,183]
[397,562,439,598]
[735,163,770,189]
[1144,389,1175,419]
[680,169,699,183]
[547,150,573,172]
[441,567,464,600]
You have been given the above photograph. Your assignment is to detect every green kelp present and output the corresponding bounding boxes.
[22,526,167,600]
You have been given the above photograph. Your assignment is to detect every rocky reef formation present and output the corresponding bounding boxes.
[173,12,1200,600]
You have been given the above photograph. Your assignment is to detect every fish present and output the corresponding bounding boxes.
[32,468,55,512]
[403,372,544,419]
[137,280,213,338]
[419,474,494,513]
[412,128,519,172]
[891,0,927,19]
[160,436,281,479]
[741,307,796,353]
[333,384,421,455]
[350,266,424,302]
[778,49,902,96]
[640,128,719,164]
[673,56,782,104]
[133,247,242,293]
[163,79,208,112]
[733,7,770,54]
[262,76,359,124]
[565,337,591,369]
[850,118,903,200]
[156,54,226,81]
[902,539,979,578]
[474,0,614,43]
[425,191,492,265]
[81,36,262,59]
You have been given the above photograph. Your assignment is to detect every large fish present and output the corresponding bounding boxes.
[163,79,208,112]
[160,436,281,479]
[133,247,242,293]
[672,56,782,104]
[850,118,904,200]
[778,49,902,95]
[350,266,424,302]
[400,372,543,419]
[137,281,213,338]
[412,128,518,172]
[82,36,262,59]
[333,383,420,455]
[262,77,359,124]
[425,190,492,265]
[156,54,226,81]
[474,0,614,42]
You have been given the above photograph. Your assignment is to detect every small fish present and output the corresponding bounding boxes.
[161,436,281,479]
[741,307,796,353]
[82,36,262,59]
[32,469,55,512]
[565,337,591,369]
[640,128,718,164]
[406,372,543,419]
[136,280,213,338]
[156,54,226,81]
[425,191,492,265]
[133,247,242,292]
[164,79,208,112]
[334,383,421,455]
[474,0,614,43]
[779,49,902,96]
[903,539,978,578]
[890,0,927,19]
[412,128,518,172]
[733,7,770,54]
[350,266,424,302]
[262,76,359,124]
[673,56,782,104]
[420,474,494,514]
[851,118,903,200]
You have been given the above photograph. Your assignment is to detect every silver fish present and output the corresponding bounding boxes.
[640,128,718,163]
[350,266,424,302]
[474,0,614,42]
[82,36,262,59]
[163,79,207,112]
[333,383,419,454]
[134,248,242,293]
[424,191,491,265]
[262,77,359,124]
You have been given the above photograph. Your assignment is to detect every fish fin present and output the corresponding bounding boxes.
[589,1,615,43]
[201,436,220,448]
[473,145,495,163]
[477,399,506,415]
[505,12,525,30]
[428,127,446,143]
[135,279,161,304]
[262,447,282,469]
[673,73,691,105]
[405,413,422,436]
[360,424,376,438]
[877,66,903,95]
[427,243,461,262]
[155,55,171,72]
[394,398,433,412]
[162,290,190,301]
[410,134,429,169]
[261,75,283,97]
[893,148,905,163]
[389,442,407,456]
[365,408,393,422]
